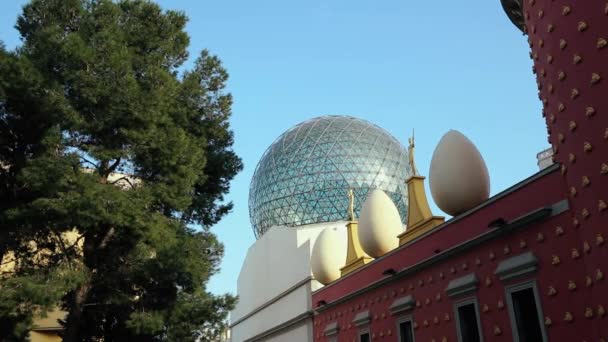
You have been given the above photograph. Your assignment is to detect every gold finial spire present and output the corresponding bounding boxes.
[399,129,445,246]
[408,129,418,175]
[341,187,372,276]
[347,188,355,221]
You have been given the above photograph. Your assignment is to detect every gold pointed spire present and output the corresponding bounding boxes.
[408,129,418,176]
[340,188,372,276]
[398,131,445,245]
[348,188,355,221]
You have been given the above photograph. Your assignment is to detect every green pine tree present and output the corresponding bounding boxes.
[0,0,242,340]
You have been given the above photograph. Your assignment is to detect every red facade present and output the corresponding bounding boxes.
[312,2,607,341]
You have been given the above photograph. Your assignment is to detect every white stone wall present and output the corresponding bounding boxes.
[230,221,347,342]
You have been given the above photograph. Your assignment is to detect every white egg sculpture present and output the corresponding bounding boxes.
[358,189,403,258]
[429,130,490,216]
[311,227,347,285]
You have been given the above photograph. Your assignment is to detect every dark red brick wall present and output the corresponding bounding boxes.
[523,1,608,340]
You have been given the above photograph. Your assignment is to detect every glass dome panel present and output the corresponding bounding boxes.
[249,115,412,238]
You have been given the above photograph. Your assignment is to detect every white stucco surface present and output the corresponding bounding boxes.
[230,221,347,342]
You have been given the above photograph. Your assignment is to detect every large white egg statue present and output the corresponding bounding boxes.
[429,130,490,216]
[358,189,403,258]
[311,227,347,285]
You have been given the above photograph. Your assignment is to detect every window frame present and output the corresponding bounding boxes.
[504,280,548,342]
[453,297,484,342]
[396,314,416,342]
[358,327,371,342]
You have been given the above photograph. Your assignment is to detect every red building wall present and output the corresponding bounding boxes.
[312,2,607,341]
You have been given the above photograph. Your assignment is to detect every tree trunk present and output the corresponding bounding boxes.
[62,280,91,342]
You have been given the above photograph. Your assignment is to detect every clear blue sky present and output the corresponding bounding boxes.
[1,0,545,297]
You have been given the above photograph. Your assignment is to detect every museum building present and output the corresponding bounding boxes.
[229,1,608,341]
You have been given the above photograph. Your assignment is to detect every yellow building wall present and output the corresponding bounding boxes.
[30,331,62,342]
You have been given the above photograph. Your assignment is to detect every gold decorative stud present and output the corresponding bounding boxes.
[540,68,546,77]
[558,71,566,81]
[561,164,567,175]
[552,255,561,265]
[537,232,545,242]
[572,248,581,259]
[489,251,495,260]
[450,267,456,274]
[482,304,489,313]
[439,271,444,279]
[538,10,544,18]
[558,103,566,112]
[428,276,433,283]
[558,133,565,143]
[597,269,604,281]
[573,54,582,64]
[547,24,554,33]
[599,38,608,49]
[462,262,468,270]
[583,241,591,253]
[553,145,558,154]
[605,128,608,139]
[606,3,608,14]
[585,307,594,318]
[601,163,608,174]
[486,276,493,287]
[556,226,565,236]
[598,305,606,317]
[381,312,386,319]
[582,176,591,187]
[570,186,577,197]
[582,208,590,219]
[388,329,392,336]
[573,217,580,227]
[409,283,414,290]
[423,320,429,327]
[441,337,447,342]
[560,39,567,49]
[426,298,431,305]
[569,153,576,163]
[564,312,574,322]
[418,279,424,287]
[549,114,555,123]
[592,73,601,84]
[599,200,607,212]
[475,257,481,266]
[586,106,596,117]
[493,326,502,336]
[571,89,580,100]
[497,300,504,309]
[434,316,439,324]
[413,321,418,329]
[548,286,557,296]
[444,313,450,321]
[545,317,552,326]
[503,245,510,255]
[548,84,554,93]
[578,21,588,32]
[597,233,605,246]
[416,300,421,308]
[379,331,384,337]
[436,293,442,301]
[586,275,593,287]
[520,239,527,248]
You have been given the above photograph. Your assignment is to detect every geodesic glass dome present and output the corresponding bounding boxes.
[249,115,412,238]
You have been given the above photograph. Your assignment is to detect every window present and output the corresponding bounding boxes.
[454,299,483,342]
[359,331,370,342]
[398,319,415,342]
[506,282,546,342]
